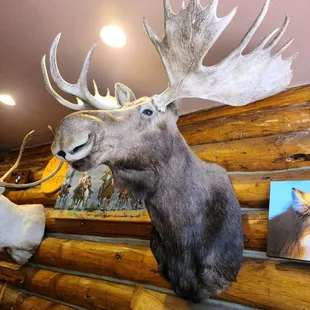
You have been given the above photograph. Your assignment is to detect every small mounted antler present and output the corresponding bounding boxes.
[0,130,64,190]
[144,0,297,111]
[41,33,120,110]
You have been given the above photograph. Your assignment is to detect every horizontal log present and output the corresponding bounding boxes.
[5,266,197,310]
[231,168,310,208]
[5,252,310,309]
[192,131,310,171]
[0,156,52,178]
[181,103,310,145]
[7,167,310,208]
[219,259,310,310]
[5,187,59,205]
[1,286,74,310]
[32,237,167,288]
[45,210,267,251]
[178,85,310,127]
[45,209,153,240]
[0,143,52,163]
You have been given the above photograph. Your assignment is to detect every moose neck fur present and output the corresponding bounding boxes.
[108,129,199,224]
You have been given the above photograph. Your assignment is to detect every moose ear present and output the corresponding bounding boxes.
[115,83,136,106]
[167,99,181,117]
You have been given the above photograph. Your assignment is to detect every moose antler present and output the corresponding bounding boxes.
[41,33,119,110]
[143,0,297,111]
[0,130,64,190]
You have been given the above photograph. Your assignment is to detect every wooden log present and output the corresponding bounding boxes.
[181,103,310,145]
[192,131,310,171]
[1,286,74,310]
[45,208,153,240]
[178,85,310,127]
[241,211,268,251]
[11,267,195,310]
[219,259,310,310]
[32,237,168,288]
[231,168,310,208]
[4,256,310,309]
[0,143,52,163]
[31,235,271,289]
[45,210,267,251]
[6,165,310,208]
[4,187,59,206]
[0,156,52,177]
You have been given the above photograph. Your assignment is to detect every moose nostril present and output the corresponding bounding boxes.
[57,150,67,159]
[71,141,88,154]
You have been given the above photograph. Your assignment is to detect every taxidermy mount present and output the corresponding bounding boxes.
[41,0,296,302]
[0,131,63,264]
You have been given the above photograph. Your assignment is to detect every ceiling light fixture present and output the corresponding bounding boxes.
[100,25,126,48]
[0,94,15,106]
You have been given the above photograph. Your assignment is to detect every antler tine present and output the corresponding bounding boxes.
[92,80,116,107]
[0,161,64,189]
[234,0,270,55]
[43,34,120,110]
[41,55,86,110]
[207,0,219,14]
[0,129,65,189]
[164,0,175,18]
[254,28,279,52]
[49,33,82,96]
[0,130,34,183]
[78,46,120,110]
[149,0,296,111]
[266,16,289,51]
[143,18,161,47]
[275,38,294,57]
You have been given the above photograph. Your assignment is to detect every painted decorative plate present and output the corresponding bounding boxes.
[41,156,69,194]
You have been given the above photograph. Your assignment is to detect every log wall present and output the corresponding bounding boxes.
[1,85,310,309]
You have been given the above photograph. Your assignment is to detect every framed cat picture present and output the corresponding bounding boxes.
[267,180,310,262]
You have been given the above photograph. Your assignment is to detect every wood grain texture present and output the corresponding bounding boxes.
[32,237,168,288]
[192,132,310,171]
[1,287,74,310]
[178,85,310,127]
[4,187,59,206]
[2,255,310,309]
[10,267,196,310]
[44,210,267,251]
[219,259,310,310]
[5,167,310,209]
[45,208,153,240]
[231,168,310,208]
[180,103,310,145]
[31,236,272,288]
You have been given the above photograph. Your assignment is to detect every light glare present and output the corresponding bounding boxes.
[0,95,15,106]
[100,25,126,48]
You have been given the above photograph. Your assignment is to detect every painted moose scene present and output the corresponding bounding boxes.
[267,181,310,262]
[54,165,146,219]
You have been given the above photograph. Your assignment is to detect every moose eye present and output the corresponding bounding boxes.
[141,109,153,116]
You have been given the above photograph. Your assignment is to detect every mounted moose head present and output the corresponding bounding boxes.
[0,131,63,264]
[41,0,296,302]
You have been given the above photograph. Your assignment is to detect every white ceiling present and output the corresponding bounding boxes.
[0,0,309,152]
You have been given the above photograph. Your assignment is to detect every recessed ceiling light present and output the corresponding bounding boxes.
[0,95,15,106]
[100,25,126,48]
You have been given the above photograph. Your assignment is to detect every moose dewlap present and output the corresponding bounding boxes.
[41,0,296,302]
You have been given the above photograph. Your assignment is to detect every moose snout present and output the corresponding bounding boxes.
[52,131,94,162]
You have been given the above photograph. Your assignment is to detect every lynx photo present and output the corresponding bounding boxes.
[267,180,310,261]
[53,165,146,219]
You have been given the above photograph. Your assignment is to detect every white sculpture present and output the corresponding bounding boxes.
[0,131,63,264]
